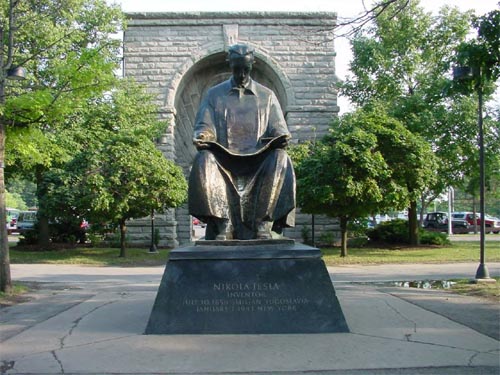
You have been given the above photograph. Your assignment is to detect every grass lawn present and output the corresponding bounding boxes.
[450,277,500,300]
[9,246,170,267]
[8,240,500,267]
[4,240,498,305]
[321,241,500,266]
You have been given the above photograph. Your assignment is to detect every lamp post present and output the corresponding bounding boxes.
[148,134,169,254]
[149,208,158,253]
[453,65,492,282]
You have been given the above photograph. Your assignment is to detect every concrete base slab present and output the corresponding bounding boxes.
[4,263,499,374]
[1,283,498,374]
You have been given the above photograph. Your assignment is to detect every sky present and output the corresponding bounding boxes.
[109,0,499,113]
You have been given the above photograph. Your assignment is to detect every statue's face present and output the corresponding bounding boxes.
[230,58,253,87]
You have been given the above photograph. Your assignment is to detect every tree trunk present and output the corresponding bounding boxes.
[35,169,50,248]
[119,220,127,258]
[0,108,11,293]
[408,200,419,245]
[419,194,426,227]
[340,215,348,257]
[38,215,51,247]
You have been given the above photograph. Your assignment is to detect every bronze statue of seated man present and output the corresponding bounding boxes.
[188,44,295,240]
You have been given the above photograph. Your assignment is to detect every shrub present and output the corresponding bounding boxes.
[367,219,450,245]
[347,237,368,247]
[87,232,104,247]
[420,230,450,245]
[17,229,38,246]
[318,231,335,247]
[50,221,86,244]
[301,225,311,245]
[367,219,409,244]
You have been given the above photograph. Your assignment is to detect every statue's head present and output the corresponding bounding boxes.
[227,44,254,87]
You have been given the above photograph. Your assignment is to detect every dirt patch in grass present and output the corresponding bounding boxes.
[0,282,39,308]
[450,278,499,302]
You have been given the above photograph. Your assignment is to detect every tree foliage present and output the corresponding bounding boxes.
[5,0,124,168]
[41,81,188,256]
[452,8,500,217]
[5,190,27,210]
[339,0,489,243]
[2,0,124,127]
[455,9,500,86]
[2,0,125,247]
[291,106,435,255]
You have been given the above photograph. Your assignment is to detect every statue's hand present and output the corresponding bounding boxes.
[270,136,289,149]
[193,131,215,150]
[193,139,211,150]
[274,138,289,149]
[261,135,290,149]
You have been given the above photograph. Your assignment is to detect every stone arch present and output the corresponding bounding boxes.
[171,47,294,243]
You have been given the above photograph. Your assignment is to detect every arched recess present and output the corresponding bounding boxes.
[172,50,291,243]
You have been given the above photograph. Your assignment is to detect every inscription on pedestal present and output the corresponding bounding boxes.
[184,282,310,314]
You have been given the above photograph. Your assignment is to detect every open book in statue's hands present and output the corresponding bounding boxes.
[196,134,290,157]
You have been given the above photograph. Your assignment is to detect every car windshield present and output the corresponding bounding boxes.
[18,211,37,221]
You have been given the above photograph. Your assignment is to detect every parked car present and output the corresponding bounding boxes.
[16,210,38,234]
[423,212,471,234]
[192,217,206,228]
[452,212,500,234]
[6,207,19,235]
[485,215,500,234]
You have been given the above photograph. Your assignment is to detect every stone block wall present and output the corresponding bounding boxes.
[123,12,340,246]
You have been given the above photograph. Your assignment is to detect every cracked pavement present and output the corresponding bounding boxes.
[0,263,498,374]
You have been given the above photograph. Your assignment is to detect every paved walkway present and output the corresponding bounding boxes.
[1,262,498,374]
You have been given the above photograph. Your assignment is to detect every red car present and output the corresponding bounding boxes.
[452,212,500,234]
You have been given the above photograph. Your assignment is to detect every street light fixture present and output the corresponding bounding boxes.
[453,65,493,282]
[7,67,26,80]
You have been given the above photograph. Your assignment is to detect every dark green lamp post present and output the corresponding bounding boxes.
[149,208,158,253]
[148,134,168,254]
[453,65,492,282]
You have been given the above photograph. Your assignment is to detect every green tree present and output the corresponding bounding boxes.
[453,9,500,217]
[1,0,124,291]
[291,107,434,255]
[4,0,124,238]
[42,81,188,256]
[340,0,479,244]
[6,178,36,208]
[5,190,27,210]
[79,136,187,256]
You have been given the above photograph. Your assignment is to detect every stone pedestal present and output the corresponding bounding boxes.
[145,240,349,334]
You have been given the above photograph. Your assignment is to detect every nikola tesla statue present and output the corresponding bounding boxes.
[188,44,296,241]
